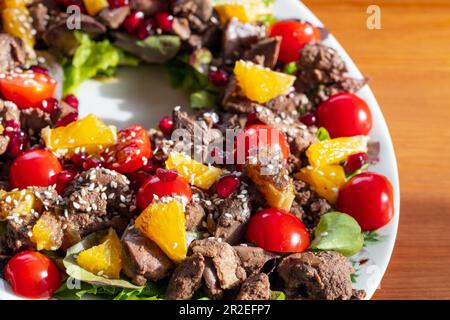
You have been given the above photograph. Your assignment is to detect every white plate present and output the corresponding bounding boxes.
[0,0,399,300]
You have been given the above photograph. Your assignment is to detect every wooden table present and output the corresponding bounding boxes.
[301,0,450,299]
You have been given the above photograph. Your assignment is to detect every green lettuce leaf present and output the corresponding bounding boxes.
[135,35,181,63]
[54,281,164,300]
[311,211,364,256]
[164,55,219,110]
[62,231,142,290]
[63,32,139,95]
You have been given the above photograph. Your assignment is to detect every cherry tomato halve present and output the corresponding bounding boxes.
[106,125,151,174]
[235,124,290,164]
[246,208,310,253]
[337,172,394,231]
[9,149,62,189]
[136,169,192,211]
[0,70,57,109]
[4,251,61,299]
[316,92,373,138]
[268,20,321,64]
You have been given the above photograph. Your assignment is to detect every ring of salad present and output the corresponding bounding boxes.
[0,0,394,300]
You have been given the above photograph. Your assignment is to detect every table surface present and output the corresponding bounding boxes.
[301,0,450,299]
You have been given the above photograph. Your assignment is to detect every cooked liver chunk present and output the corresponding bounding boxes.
[191,238,246,290]
[277,251,355,300]
[122,227,173,286]
[237,273,271,300]
[165,253,205,300]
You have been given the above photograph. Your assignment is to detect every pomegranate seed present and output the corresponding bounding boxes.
[108,0,129,9]
[53,170,77,194]
[208,69,228,87]
[158,117,174,136]
[155,168,178,182]
[344,152,367,174]
[4,120,20,132]
[216,175,240,198]
[29,66,48,75]
[39,97,59,114]
[128,171,151,192]
[155,12,173,32]
[142,158,161,174]
[6,131,28,158]
[56,112,78,127]
[71,153,87,170]
[63,94,79,110]
[299,113,316,126]
[82,157,104,170]
[245,112,263,127]
[136,18,156,40]
[123,11,145,35]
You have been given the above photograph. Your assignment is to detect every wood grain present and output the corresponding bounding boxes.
[301,0,450,299]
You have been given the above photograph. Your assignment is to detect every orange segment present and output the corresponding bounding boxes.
[0,189,43,221]
[306,136,368,167]
[165,152,222,190]
[295,165,346,204]
[31,212,61,251]
[135,200,187,263]
[214,0,272,24]
[83,0,109,16]
[42,114,117,157]
[76,228,123,279]
[234,60,296,104]
[2,1,35,49]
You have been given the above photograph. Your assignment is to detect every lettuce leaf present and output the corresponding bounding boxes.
[63,32,139,95]
[54,281,164,300]
[62,231,142,290]
[311,212,364,256]
[164,55,220,110]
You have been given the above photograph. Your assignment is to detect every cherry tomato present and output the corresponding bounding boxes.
[337,172,394,231]
[136,169,192,211]
[10,149,62,189]
[268,20,321,64]
[235,124,290,164]
[106,125,152,174]
[4,250,61,299]
[316,92,373,138]
[0,70,57,109]
[246,208,310,253]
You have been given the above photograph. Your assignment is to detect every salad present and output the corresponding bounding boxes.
[0,0,394,300]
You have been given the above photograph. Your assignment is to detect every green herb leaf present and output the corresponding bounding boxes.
[346,163,369,179]
[165,56,219,110]
[63,32,139,94]
[311,211,364,257]
[316,127,330,141]
[190,90,217,109]
[363,230,387,247]
[135,35,181,63]
[271,291,286,300]
[283,62,298,75]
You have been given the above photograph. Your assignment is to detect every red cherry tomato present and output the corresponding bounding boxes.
[316,92,373,138]
[268,20,321,64]
[337,172,394,231]
[235,124,290,164]
[136,170,192,211]
[246,208,310,253]
[10,149,62,189]
[106,125,152,174]
[0,70,57,109]
[4,251,61,299]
